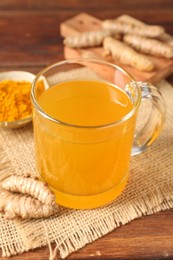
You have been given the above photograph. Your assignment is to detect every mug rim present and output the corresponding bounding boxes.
[31,58,141,129]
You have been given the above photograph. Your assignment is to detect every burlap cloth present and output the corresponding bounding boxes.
[0,79,173,259]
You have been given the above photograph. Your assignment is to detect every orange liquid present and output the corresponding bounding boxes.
[34,80,136,209]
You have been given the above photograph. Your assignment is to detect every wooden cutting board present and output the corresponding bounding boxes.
[60,13,173,84]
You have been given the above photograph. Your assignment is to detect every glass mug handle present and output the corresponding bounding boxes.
[132,82,166,156]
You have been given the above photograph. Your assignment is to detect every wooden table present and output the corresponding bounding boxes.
[0,0,173,259]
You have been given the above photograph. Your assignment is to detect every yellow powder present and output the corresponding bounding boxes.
[0,80,32,122]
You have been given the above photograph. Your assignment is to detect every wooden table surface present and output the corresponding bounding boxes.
[0,0,173,259]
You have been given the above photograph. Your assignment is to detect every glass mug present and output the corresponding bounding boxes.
[31,59,165,209]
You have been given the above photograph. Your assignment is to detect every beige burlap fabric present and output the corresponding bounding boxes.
[0,79,173,259]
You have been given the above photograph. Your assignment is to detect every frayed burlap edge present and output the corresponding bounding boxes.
[9,184,173,259]
[1,142,173,259]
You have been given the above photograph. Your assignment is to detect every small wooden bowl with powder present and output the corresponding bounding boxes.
[0,71,35,129]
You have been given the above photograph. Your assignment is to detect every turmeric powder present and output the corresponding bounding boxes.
[0,80,32,122]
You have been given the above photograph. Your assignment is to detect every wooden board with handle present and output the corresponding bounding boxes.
[60,13,173,84]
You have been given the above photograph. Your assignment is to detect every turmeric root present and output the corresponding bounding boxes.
[115,14,145,27]
[63,30,111,48]
[103,37,154,71]
[0,190,58,220]
[159,33,173,47]
[102,19,164,38]
[124,34,173,58]
[2,175,55,206]
[116,14,173,47]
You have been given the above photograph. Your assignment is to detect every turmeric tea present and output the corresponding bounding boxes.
[0,80,32,122]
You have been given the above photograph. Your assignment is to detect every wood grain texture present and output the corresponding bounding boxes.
[1,209,173,260]
[0,0,173,259]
